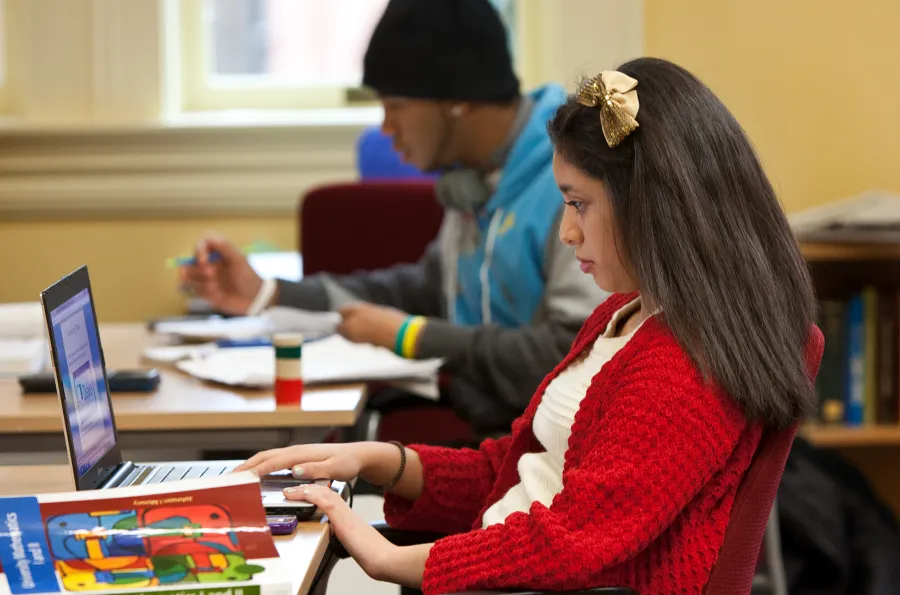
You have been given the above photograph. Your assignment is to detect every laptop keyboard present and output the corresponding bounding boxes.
[121,463,235,487]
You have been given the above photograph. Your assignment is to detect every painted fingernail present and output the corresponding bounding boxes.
[283,487,297,494]
[303,488,310,495]
[292,466,304,476]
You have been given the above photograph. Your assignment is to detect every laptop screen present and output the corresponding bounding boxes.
[48,288,116,477]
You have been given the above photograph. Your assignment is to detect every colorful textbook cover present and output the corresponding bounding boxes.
[0,472,290,595]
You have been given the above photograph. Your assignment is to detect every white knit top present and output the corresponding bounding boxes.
[482,297,645,528]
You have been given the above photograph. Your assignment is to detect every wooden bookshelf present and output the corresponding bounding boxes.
[803,424,900,447]
[800,239,900,516]
[801,241,900,262]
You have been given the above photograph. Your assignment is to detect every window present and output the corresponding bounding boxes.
[178,0,520,111]
[208,0,388,86]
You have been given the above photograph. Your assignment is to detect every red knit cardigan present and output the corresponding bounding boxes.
[384,293,767,594]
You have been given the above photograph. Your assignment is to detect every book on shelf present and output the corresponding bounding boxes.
[815,288,900,426]
[0,472,290,595]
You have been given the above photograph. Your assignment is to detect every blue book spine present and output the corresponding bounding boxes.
[845,294,865,426]
[0,497,57,594]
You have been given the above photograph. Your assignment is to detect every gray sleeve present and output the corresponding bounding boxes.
[274,241,445,317]
[415,208,608,413]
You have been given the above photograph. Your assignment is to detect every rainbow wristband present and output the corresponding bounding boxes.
[394,316,426,358]
[394,317,413,356]
[401,316,427,359]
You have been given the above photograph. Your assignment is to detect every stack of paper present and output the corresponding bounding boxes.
[142,343,219,364]
[790,190,900,243]
[0,302,44,338]
[0,302,47,375]
[154,307,340,342]
[0,338,47,375]
[175,335,442,400]
[153,317,270,342]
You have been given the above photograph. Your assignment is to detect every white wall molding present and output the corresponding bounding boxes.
[0,123,364,219]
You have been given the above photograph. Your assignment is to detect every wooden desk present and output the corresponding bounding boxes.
[0,465,329,595]
[0,324,366,459]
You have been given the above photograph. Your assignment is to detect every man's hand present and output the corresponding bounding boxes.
[178,235,263,315]
[337,303,410,351]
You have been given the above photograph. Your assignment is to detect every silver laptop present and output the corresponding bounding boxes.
[39,265,346,519]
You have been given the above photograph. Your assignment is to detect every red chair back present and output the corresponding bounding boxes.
[298,181,473,445]
[704,325,824,594]
[298,181,443,275]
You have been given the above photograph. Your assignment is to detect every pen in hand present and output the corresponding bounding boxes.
[167,251,223,268]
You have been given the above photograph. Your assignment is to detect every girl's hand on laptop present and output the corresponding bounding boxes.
[236,442,423,500]
[235,443,367,481]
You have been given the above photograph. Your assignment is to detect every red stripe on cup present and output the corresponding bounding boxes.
[274,378,303,406]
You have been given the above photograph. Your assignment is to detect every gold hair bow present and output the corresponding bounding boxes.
[575,71,640,148]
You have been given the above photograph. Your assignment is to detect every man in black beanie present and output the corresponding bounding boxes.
[360,0,520,174]
[183,0,606,437]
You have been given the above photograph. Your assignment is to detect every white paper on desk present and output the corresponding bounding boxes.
[153,307,340,342]
[0,302,44,338]
[153,317,268,341]
[175,335,442,400]
[261,306,341,336]
[142,342,218,363]
[0,337,48,375]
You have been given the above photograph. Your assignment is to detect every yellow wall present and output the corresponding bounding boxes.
[0,217,294,322]
[645,0,900,213]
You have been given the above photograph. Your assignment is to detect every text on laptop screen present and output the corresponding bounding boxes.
[50,289,116,477]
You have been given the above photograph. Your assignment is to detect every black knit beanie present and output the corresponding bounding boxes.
[363,0,520,102]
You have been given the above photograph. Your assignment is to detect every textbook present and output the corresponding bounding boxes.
[0,473,290,595]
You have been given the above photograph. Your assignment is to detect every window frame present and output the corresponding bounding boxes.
[177,0,528,112]
[179,0,381,111]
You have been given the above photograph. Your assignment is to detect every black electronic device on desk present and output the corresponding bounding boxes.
[19,368,161,394]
